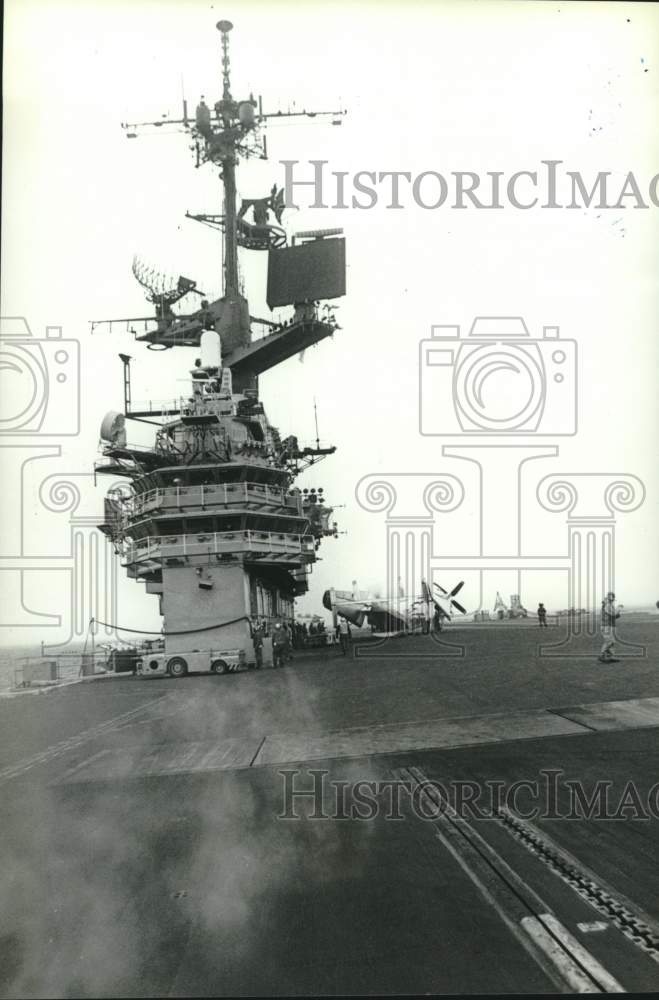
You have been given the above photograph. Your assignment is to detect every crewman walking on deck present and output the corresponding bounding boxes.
[337,617,351,655]
[272,623,286,668]
[598,591,621,663]
[537,603,548,627]
[252,623,264,669]
[282,622,293,664]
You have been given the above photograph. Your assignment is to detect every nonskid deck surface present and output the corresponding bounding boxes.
[1,622,658,997]
[40,695,659,783]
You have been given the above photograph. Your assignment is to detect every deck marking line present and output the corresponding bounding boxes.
[394,768,582,992]
[547,709,599,732]
[397,767,627,994]
[250,736,267,767]
[495,807,659,961]
[522,915,624,993]
[50,749,114,785]
[0,693,171,784]
[538,914,625,993]
[430,821,576,993]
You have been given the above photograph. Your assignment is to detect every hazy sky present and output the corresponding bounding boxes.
[2,0,658,647]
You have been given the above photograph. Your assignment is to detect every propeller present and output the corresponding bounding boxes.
[433,580,467,616]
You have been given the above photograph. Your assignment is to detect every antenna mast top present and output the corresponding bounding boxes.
[216,20,233,101]
[116,21,346,358]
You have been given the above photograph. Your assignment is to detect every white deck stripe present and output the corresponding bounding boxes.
[538,914,626,993]
[522,915,624,993]
[403,767,627,995]
[430,825,567,990]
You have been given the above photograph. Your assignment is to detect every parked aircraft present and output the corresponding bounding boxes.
[322,579,466,635]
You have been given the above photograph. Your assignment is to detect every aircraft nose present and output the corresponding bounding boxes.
[322,590,332,611]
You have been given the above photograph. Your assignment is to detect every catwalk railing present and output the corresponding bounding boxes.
[123,482,304,518]
[122,529,316,564]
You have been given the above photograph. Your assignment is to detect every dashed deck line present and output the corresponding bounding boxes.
[49,695,659,785]
[52,737,263,784]
[0,694,172,785]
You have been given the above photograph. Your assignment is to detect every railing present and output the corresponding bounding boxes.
[101,440,167,457]
[126,395,231,418]
[123,530,316,564]
[13,651,109,689]
[127,397,185,415]
[123,482,303,519]
[250,303,338,341]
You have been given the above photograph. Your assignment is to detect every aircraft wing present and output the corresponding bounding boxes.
[364,602,408,633]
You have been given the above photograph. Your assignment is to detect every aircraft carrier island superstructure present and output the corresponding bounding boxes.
[95,20,345,676]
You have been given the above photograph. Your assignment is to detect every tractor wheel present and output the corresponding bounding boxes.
[211,659,229,675]
[167,656,188,678]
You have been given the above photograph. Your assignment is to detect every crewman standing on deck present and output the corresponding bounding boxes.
[272,624,286,668]
[598,592,621,663]
[252,622,264,669]
[337,617,351,655]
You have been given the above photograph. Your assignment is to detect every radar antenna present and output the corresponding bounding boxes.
[121,19,346,302]
[131,256,201,306]
[107,20,347,389]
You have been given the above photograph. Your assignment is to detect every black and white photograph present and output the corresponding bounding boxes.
[1,0,659,995]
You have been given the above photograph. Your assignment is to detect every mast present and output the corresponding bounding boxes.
[94,18,346,367]
[217,21,239,296]
[223,160,239,295]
